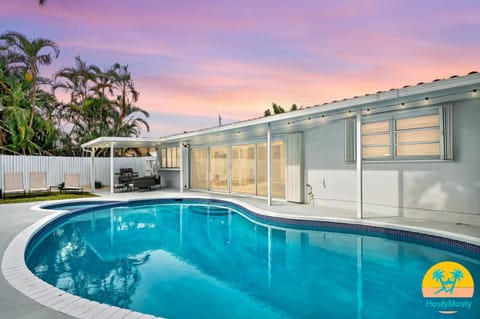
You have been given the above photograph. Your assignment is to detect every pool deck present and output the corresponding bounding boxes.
[1,188,479,319]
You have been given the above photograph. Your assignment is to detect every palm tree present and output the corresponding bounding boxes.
[54,56,100,105]
[108,63,139,119]
[432,268,448,294]
[264,102,286,117]
[0,31,59,128]
[449,269,464,293]
[112,104,150,137]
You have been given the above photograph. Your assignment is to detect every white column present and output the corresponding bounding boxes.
[356,111,363,219]
[90,148,96,192]
[110,143,114,194]
[179,141,184,193]
[267,123,272,206]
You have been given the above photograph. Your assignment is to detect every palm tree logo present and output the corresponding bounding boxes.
[422,261,474,299]
[432,268,464,294]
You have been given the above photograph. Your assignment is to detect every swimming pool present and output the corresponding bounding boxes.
[39,200,120,211]
[25,198,480,319]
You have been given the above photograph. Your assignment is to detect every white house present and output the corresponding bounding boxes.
[82,72,480,226]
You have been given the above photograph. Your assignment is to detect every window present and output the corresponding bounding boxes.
[346,106,453,161]
[362,120,391,159]
[161,146,180,168]
[395,115,440,157]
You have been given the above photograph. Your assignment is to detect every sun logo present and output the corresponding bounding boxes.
[422,261,474,314]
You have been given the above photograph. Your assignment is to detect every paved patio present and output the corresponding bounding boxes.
[1,189,479,318]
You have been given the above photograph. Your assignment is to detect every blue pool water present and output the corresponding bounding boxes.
[26,199,480,319]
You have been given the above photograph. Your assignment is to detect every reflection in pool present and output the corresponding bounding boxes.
[26,200,480,319]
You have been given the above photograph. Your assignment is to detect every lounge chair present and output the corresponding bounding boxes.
[62,173,83,193]
[29,172,50,195]
[3,172,25,198]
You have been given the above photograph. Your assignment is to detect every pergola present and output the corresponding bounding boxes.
[81,137,162,194]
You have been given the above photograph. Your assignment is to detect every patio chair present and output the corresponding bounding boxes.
[3,172,25,198]
[62,173,83,193]
[29,171,50,194]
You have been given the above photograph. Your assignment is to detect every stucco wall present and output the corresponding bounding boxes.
[304,99,480,226]
[160,170,181,189]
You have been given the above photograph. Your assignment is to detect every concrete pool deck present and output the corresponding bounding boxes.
[1,189,479,319]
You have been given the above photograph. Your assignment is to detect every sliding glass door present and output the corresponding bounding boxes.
[191,148,208,189]
[231,144,256,194]
[190,140,285,199]
[209,146,229,191]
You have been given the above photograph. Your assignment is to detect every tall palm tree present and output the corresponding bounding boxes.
[108,64,139,119]
[54,56,100,105]
[0,31,59,128]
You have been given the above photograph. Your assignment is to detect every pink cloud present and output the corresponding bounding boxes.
[3,0,479,138]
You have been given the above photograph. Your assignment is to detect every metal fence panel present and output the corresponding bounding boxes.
[0,155,152,190]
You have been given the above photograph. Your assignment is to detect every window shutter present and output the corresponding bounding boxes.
[442,104,454,160]
[345,118,356,163]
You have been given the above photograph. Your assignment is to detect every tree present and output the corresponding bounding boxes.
[290,103,298,111]
[107,63,139,119]
[54,57,149,154]
[55,56,100,106]
[272,102,285,114]
[264,102,286,117]
[0,31,59,128]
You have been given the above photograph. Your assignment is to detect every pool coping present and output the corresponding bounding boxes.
[2,196,480,319]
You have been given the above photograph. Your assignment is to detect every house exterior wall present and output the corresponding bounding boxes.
[160,170,181,189]
[304,99,480,226]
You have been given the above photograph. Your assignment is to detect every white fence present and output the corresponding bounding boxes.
[0,155,153,190]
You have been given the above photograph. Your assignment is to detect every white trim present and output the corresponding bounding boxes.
[179,141,183,193]
[267,123,272,206]
[356,111,363,219]
[110,144,114,194]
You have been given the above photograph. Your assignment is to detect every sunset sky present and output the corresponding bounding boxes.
[1,0,478,137]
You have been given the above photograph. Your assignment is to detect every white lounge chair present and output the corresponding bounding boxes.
[29,172,50,194]
[62,173,83,193]
[3,172,25,198]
